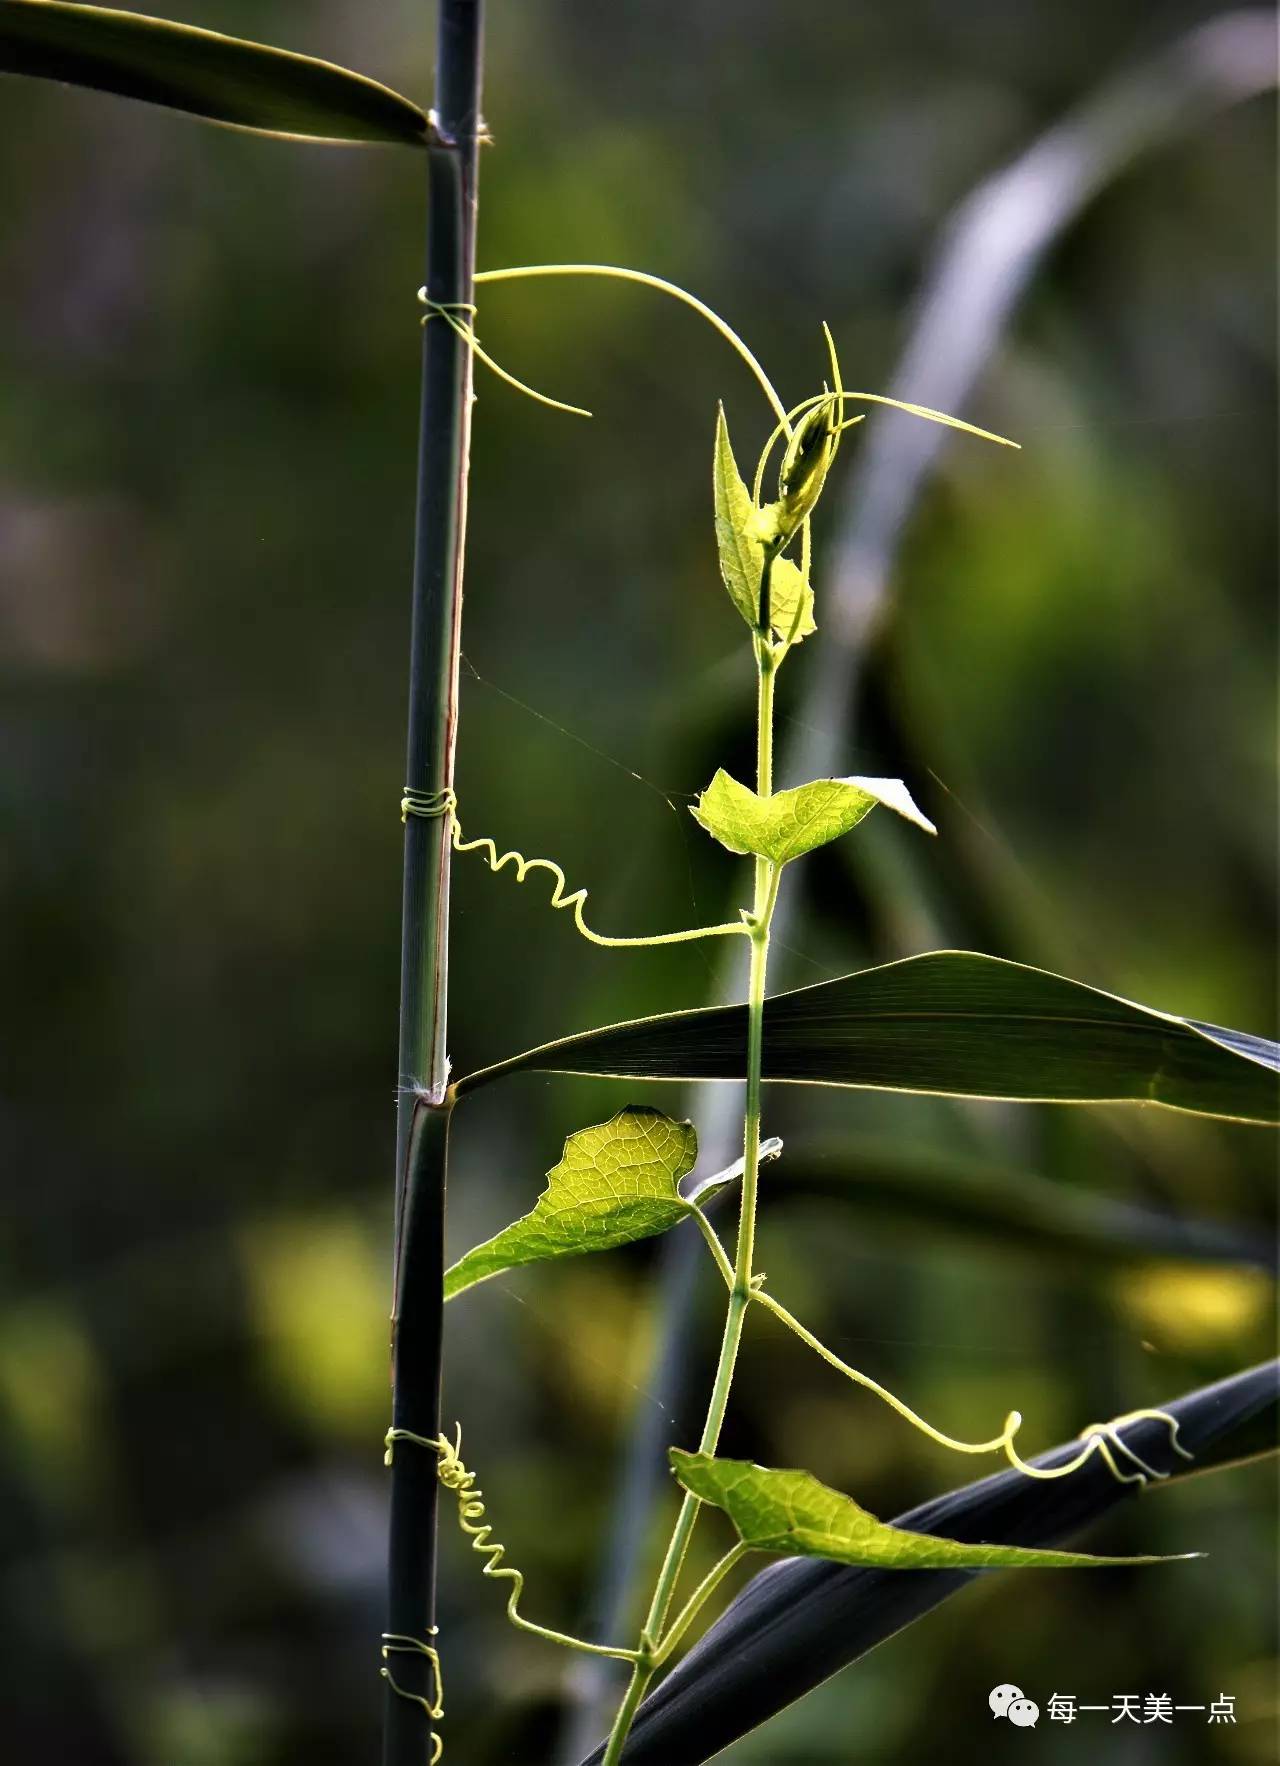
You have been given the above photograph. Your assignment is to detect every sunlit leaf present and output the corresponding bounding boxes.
[582,1363,1278,1765]
[712,406,813,643]
[691,769,935,865]
[769,555,816,645]
[444,1107,696,1300]
[712,404,762,629]
[0,1,429,145]
[669,1450,1182,1570]
[456,950,1280,1125]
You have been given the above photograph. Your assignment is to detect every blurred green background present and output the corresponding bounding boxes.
[0,2,1276,1762]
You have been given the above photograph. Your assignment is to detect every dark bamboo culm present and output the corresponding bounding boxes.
[384,5,484,1765]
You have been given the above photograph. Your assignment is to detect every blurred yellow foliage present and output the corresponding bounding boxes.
[241,1212,386,1440]
[1116,1267,1274,1355]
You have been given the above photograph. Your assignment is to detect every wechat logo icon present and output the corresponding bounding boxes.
[990,1685,1040,1728]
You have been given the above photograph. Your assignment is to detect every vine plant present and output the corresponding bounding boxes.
[2,7,1275,1766]
[397,281,1208,1763]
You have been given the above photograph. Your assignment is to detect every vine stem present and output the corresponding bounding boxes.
[600,613,780,1766]
[384,5,484,1764]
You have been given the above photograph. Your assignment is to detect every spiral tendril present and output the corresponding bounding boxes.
[434,1424,526,1626]
[400,786,744,947]
[396,1425,640,1662]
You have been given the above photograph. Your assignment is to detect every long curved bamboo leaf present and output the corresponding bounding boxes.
[772,1138,1277,1272]
[456,950,1280,1124]
[0,2,429,145]
[580,1361,1279,1765]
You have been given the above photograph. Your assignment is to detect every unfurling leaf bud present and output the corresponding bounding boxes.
[776,395,837,536]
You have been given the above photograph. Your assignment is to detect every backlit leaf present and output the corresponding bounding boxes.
[768,555,816,645]
[444,1107,697,1300]
[0,1,429,145]
[713,404,762,630]
[582,1364,1277,1764]
[685,1135,782,1205]
[670,1450,1183,1569]
[691,769,935,865]
[456,951,1280,1125]
[712,406,814,643]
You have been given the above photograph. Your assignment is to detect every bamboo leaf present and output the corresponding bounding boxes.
[580,1362,1279,1765]
[713,406,813,642]
[444,1107,696,1300]
[669,1450,1185,1570]
[0,1,429,145]
[691,769,935,865]
[455,950,1280,1125]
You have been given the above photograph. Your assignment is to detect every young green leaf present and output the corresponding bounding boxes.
[0,1,430,145]
[713,407,814,643]
[769,556,816,646]
[776,395,837,536]
[713,404,762,630]
[685,1135,783,1205]
[444,1107,697,1299]
[691,769,935,866]
[669,1451,1190,1570]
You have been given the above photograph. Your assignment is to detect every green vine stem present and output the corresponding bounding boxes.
[601,570,784,1766]
[384,5,484,1765]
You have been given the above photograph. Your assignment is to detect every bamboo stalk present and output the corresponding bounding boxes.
[384,5,484,1764]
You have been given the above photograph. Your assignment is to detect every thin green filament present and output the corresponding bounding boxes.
[686,1220,1192,1491]
[380,1632,443,1765]
[455,820,745,951]
[472,264,790,427]
[755,1285,1189,1488]
[419,291,592,418]
[422,1426,641,1663]
[401,786,456,824]
[401,787,745,946]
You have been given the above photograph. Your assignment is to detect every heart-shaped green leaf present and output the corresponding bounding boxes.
[444,1107,697,1300]
[0,1,429,145]
[691,769,935,866]
[713,407,814,644]
[669,1451,1190,1570]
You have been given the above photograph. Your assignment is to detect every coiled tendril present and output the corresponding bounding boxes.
[386,1425,640,1664]
[400,787,747,949]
